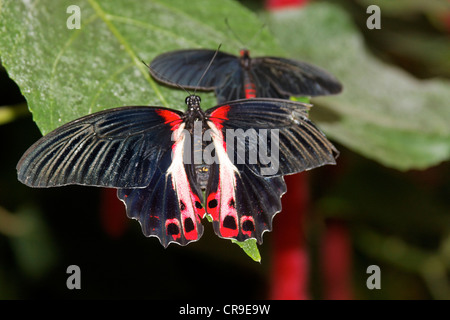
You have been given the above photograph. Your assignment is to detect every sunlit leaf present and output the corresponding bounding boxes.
[232,238,261,263]
[0,0,280,134]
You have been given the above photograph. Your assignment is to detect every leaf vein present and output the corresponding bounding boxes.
[87,0,168,107]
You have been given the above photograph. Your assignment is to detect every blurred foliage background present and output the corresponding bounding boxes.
[0,0,449,299]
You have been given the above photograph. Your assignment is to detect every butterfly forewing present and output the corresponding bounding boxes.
[206,98,339,178]
[149,49,239,91]
[17,106,183,188]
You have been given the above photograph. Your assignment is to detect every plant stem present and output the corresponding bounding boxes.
[270,173,310,299]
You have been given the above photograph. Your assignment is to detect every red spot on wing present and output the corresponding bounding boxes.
[156,109,183,131]
[207,191,219,221]
[209,105,230,130]
[165,218,182,241]
[240,216,255,237]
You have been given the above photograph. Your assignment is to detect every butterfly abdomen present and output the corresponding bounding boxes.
[243,71,257,99]
[188,117,212,189]
[239,50,257,99]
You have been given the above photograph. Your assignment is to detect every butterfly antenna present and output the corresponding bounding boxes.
[193,43,222,95]
[225,18,266,49]
[142,59,192,96]
[224,18,245,47]
[246,23,267,49]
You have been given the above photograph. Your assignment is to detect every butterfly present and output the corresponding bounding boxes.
[17,95,338,247]
[149,48,343,104]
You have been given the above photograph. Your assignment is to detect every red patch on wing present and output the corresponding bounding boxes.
[179,190,205,241]
[182,217,198,241]
[207,191,220,221]
[167,131,204,243]
[156,109,183,131]
[220,215,239,238]
[209,105,230,130]
[219,194,239,238]
[192,194,206,219]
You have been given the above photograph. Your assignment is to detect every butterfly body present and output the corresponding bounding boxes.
[237,49,257,99]
[239,49,251,69]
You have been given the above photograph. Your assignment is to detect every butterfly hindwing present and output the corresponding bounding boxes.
[205,164,287,243]
[213,68,244,106]
[117,124,205,247]
[250,57,343,100]
[17,106,184,189]
[117,169,205,247]
[206,98,339,178]
[205,120,287,243]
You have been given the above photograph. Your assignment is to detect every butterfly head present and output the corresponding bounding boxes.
[185,94,202,110]
[239,49,250,59]
[185,95,205,123]
[239,49,251,69]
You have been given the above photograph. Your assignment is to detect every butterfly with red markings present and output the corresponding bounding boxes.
[17,95,338,247]
[149,49,343,104]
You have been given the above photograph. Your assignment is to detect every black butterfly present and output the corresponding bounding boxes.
[17,95,338,247]
[149,48,343,104]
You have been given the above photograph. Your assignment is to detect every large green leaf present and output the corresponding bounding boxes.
[0,0,280,134]
[267,3,450,170]
[0,0,281,260]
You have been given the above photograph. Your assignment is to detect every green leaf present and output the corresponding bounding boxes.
[232,238,261,263]
[267,3,450,170]
[290,96,310,104]
[0,0,280,261]
[0,0,280,135]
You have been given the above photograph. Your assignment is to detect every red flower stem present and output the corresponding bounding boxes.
[266,0,311,301]
[100,188,128,238]
[265,0,309,10]
[322,220,353,300]
[270,173,309,300]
